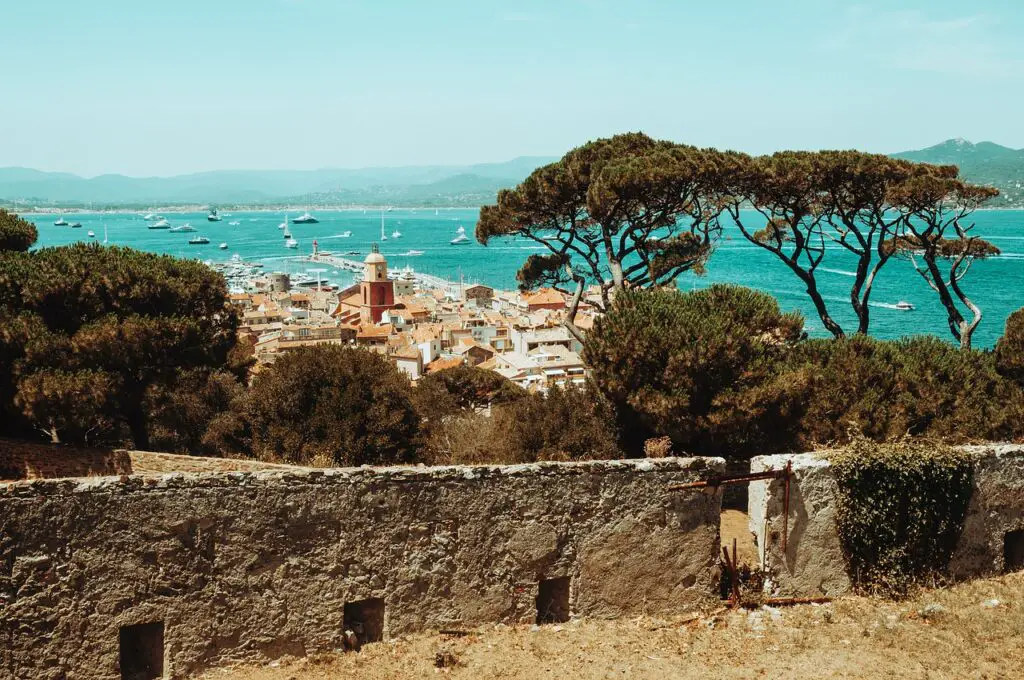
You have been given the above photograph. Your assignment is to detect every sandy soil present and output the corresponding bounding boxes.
[201,572,1024,680]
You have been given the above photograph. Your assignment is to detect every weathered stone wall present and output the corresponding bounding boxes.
[0,457,723,679]
[749,444,1024,597]
[0,438,300,481]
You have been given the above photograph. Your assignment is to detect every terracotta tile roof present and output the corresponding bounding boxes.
[357,324,394,339]
[523,288,565,307]
[426,356,464,373]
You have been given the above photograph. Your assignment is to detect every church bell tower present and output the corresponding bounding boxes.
[360,244,395,323]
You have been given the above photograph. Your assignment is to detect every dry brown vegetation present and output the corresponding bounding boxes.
[202,572,1024,680]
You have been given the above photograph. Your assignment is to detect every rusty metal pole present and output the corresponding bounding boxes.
[781,460,792,553]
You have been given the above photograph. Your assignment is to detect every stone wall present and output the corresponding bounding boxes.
[0,438,299,481]
[0,456,723,679]
[749,444,1024,597]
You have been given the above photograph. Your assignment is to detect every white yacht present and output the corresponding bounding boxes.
[87,230,96,238]
[207,209,222,222]
[285,238,299,249]
[54,217,69,226]
[188,235,210,245]
[403,249,425,256]
[169,223,196,233]
[219,242,229,250]
[149,218,171,229]
[450,225,470,245]
[142,213,156,221]
[293,212,319,224]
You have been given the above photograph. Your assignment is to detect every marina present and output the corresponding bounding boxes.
[22,207,1024,347]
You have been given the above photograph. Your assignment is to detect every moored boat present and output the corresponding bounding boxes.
[450,225,470,245]
[292,212,319,224]
[54,217,69,226]
[188,235,210,245]
[207,209,222,222]
[149,218,171,229]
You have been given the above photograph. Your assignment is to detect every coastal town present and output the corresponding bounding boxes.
[229,241,594,391]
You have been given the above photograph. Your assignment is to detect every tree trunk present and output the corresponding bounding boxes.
[803,275,845,339]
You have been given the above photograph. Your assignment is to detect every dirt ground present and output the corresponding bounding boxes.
[720,509,758,567]
[201,572,1024,680]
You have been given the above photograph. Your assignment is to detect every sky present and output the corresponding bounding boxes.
[3,0,1024,177]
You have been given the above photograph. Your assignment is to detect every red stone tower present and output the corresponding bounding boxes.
[360,244,395,323]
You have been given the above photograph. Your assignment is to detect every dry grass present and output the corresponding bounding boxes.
[202,572,1024,680]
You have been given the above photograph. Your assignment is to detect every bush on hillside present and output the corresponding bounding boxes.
[784,335,1024,448]
[584,285,804,458]
[995,308,1024,386]
[423,383,620,465]
[0,210,38,252]
[0,244,238,447]
[241,346,421,467]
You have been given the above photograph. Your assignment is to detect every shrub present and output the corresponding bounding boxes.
[0,210,38,252]
[423,384,620,465]
[832,439,974,597]
[243,346,421,466]
[786,335,1024,447]
[995,308,1024,386]
[584,285,804,457]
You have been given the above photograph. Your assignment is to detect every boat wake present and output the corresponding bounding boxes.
[820,267,857,277]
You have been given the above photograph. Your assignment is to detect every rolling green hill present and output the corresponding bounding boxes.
[892,138,1024,207]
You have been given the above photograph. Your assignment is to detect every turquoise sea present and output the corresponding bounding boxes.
[26,208,1024,348]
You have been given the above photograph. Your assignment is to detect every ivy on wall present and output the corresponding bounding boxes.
[832,439,974,597]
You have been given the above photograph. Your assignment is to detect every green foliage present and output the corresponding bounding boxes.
[0,210,38,252]
[242,346,421,466]
[784,335,1024,447]
[584,285,804,457]
[995,308,1024,386]
[414,366,525,421]
[423,383,620,465]
[0,244,237,446]
[832,440,975,597]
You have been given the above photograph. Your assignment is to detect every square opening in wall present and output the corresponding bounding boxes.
[119,621,164,680]
[536,577,571,624]
[1004,530,1024,572]
[344,598,385,645]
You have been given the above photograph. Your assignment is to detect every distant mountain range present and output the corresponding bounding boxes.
[892,138,1024,207]
[3,139,1023,209]
[0,157,555,208]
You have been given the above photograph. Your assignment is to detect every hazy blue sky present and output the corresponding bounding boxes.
[3,0,1023,176]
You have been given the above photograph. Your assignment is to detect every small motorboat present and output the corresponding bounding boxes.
[169,223,196,233]
[292,212,319,224]
[219,242,229,250]
[402,249,425,256]
[87,230,96,238]
[228,221,241,226]
[142,213,156,220]
[188,236,210,245]
[450,225,470,245]
[149,218,171,229]
[895,301,914,311]
[285,238,299,249]
[338,230,352,238]
[345,250,361,256]
[54,217,69,226]
[70,222,83,228]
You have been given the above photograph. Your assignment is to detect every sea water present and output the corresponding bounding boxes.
[25,208,1024,348]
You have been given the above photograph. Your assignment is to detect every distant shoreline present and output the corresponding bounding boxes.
[9,205,481,216]
[9,205,1024,216]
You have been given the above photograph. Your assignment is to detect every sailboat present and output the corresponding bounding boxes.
[278,215,288,230]
[450,225,470,245]
[391,225,402,239]
[380,209,388,241]
[103,225,108,244]
[283,216,293,240]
